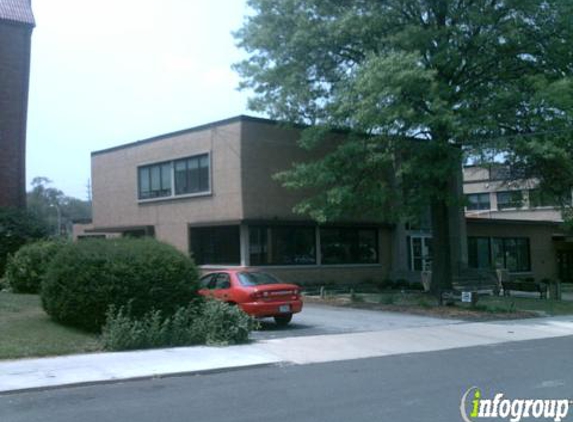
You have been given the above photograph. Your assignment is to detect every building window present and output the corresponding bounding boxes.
[407,235,432,271]
[492,237,530,272]
[174,154,210,195]
[137,153,210,201]
[466,193,490,211]
[468,237,491,269]
[249,225,316,265]
[320,227,378,265]
[529,189,571,208]
[138,162,172,199]
[468,236,530,272]
[496,191,523,210]
[189,226,240,265]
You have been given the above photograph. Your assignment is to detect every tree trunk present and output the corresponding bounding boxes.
[430,194,453,304]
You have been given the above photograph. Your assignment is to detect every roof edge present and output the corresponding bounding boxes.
[91,115,286,157]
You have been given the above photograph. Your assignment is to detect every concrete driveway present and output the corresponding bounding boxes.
[251,302,461,340]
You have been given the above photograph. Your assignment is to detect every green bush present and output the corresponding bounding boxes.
[41,238,201,332]
[4,240,65,294]
[0,208,48,277]
[102,300,257,351]
[191,299,258,346]
[101,305,203,351]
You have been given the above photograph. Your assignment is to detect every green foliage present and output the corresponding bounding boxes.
[102,300,257,351]
[101,305,202,351]
[235,0,573,290]
[41,238,200,332]
[27,177,92,237]
[379,294,395,305]
[192,300,258,346]
[4,240,66,294]
[0,207,48,277]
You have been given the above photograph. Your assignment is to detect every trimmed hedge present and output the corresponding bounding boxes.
[41,238,201,332]
[4,240,65,293]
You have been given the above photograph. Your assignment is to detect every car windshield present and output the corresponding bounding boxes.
[237,272,283,286]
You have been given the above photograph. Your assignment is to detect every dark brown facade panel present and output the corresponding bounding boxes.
[0,21,32,208]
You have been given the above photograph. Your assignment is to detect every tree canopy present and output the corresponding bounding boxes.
[27,177,92,237]
[234,0,573,224]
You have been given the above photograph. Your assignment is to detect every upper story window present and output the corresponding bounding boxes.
[138,162,172,200]
[137,153,210,201]
[466,193,490,211]
[174,154,210,195]
[529,188,571,208]
[496,190,523,210]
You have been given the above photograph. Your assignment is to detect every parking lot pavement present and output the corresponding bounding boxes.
[250,302,462,340]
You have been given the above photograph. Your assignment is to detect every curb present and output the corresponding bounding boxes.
[0,361,283,396]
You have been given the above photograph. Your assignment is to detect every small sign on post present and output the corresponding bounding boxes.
[461,291,478,305]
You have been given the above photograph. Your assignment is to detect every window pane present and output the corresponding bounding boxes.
[490,237,530,272]
[199,155,210,192]
[139,164,171,199]
[516,238,531,272]
[139,167,150,198]
[466,193,490,211]
[174,160,187,194]
[161,163,172,192]
[189,226,240,265]
[320,227,378,265]
[249,225,316,265]
[497,191,523,210]
[492,238,505,269]
[529,189,565,208]
[173,154,209,195]
[187,157,200,193]
[150,166,161,192]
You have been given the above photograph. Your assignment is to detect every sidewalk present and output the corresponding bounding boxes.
[1,316,572,394]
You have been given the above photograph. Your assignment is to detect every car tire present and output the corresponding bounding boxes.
[274,314,293,326]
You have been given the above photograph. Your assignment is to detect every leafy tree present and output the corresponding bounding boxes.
[234,0,573,298]
[0,208,48,277]
[27,177,92,237]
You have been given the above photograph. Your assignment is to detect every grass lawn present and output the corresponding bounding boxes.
[0,292,101,360]
[306,290,573,320]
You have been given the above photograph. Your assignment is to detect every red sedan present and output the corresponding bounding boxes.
[198,270,303,326]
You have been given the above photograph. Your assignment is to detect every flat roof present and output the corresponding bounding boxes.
[91,115,290,157]
[466,216,562,227]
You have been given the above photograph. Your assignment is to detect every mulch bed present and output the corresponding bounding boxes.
[303,295,538,321]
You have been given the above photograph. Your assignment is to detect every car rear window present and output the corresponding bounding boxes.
[237,272,283,286]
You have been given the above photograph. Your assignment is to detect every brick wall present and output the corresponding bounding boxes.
[0,20,33,208]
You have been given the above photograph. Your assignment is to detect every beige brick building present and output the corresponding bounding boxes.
[90,117,393,284]
[463,165,573,283]
[87,116,572,284]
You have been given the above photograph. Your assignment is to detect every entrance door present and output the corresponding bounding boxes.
[557,251,573,283]
[410,236,433,271]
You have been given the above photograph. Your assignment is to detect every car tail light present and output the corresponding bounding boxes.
[250,290,270,300]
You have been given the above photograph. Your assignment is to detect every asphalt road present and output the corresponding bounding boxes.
[2,336,572,422]
[251,302,460,340]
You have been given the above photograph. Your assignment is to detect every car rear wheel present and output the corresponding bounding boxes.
[274,314,293,326]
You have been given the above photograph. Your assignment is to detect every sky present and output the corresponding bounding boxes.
[26,0,259,199]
